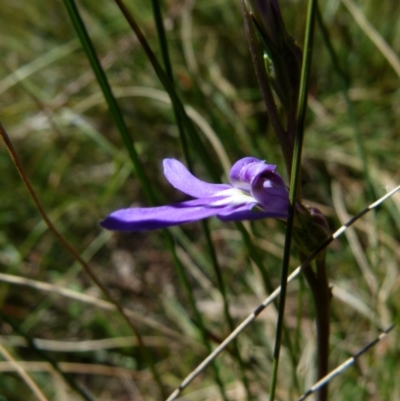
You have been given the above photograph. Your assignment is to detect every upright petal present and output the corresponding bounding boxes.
[230,157,277,191]
[229,157,261,191]
[163,159,230,198]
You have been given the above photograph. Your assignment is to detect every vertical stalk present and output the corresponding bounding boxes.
[269,0,318,400]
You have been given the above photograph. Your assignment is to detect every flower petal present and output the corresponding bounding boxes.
[229,157,260,191]
[230,157,277,191]
[163,159,229,198]
[101,198,233,231]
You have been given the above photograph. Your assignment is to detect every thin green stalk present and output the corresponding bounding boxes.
[0,311,94,401]
[150,0,173,82]
[268,1,318,400]
[315,5,375,201]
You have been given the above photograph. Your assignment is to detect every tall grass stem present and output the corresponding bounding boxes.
[269,0,318,400]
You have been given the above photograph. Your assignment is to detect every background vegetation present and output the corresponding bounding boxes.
[1,0,400,400]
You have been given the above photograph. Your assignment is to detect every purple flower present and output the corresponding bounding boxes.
[101,157,289,231]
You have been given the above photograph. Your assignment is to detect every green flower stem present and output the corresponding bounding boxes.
[237,223,300,392]
[269,0,318,400]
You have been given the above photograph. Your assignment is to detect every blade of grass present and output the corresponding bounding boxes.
[151,2,235,398]
[235,222,299,392]
[341,0,400,78]
[62,0,156,204]
[0,40,80,94]
[0,272,195,344]
[201,220,253,401]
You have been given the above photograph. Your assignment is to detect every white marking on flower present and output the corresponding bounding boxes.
[210,188,256,207]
